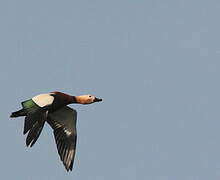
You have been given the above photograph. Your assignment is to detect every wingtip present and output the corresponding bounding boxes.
[26,140,30,147]
[65,166,73,172]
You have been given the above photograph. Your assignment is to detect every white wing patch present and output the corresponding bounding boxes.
[32,93,54,107]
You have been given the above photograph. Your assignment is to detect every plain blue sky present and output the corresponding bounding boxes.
[1,0,220,179]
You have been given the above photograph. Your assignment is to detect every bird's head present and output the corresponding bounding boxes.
[75,95,102,104]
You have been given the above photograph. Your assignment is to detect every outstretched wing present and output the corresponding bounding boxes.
[24,110,47,147]
[47,106,77,171]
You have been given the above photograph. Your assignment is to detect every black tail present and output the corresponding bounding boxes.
[10,109,27,118]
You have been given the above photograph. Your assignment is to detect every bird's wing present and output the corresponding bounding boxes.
[24,109,47,147]
[47,106,77,171]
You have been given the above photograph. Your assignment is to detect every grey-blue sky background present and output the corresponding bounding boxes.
[1,0,220,179]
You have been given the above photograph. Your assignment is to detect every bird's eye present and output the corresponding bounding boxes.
[89,95,92,98]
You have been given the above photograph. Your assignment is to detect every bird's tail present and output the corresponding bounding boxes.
[10,109,27,118]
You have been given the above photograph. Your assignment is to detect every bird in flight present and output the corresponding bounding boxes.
[10,91,102,171]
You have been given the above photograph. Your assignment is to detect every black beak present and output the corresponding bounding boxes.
[94,97,102,102]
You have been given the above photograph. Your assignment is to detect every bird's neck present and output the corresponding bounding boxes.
[70,96,78,104]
